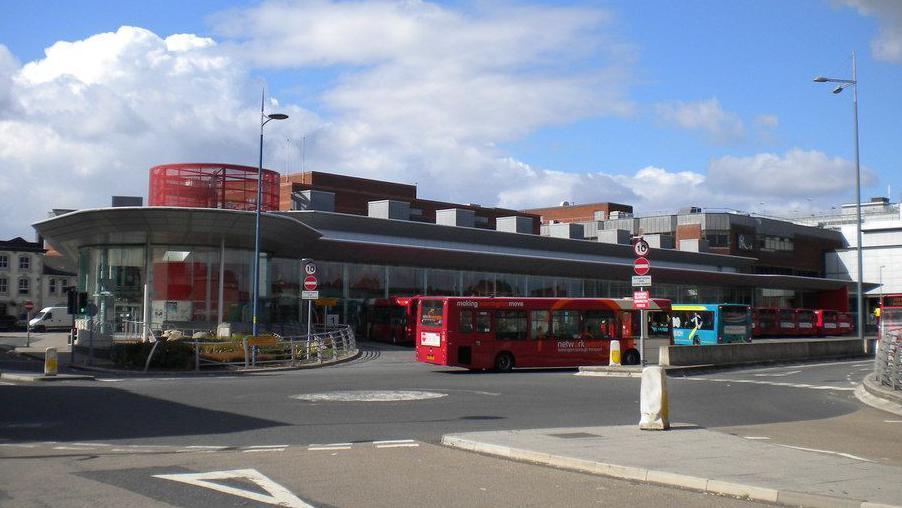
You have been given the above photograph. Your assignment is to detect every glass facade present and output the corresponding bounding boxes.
[76,244,797,335]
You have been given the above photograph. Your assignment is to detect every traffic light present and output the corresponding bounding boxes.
[77,292,88,314]
[66,288,78,314]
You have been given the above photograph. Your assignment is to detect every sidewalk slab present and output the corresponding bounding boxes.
[442,425,902,508]
[1,372,95,382]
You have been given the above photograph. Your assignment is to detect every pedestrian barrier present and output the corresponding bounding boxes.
[875,328,902,391]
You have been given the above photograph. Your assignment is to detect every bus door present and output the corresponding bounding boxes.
[468,309,495,369]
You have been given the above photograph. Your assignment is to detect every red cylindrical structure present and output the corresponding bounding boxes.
[149,163,280,211]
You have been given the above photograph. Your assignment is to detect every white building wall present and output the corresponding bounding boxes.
[830,219,902,296]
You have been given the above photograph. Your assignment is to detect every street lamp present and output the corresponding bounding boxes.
[814,50,862,340]
[252,92,288,337]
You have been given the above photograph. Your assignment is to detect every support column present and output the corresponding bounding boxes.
[218,238,225,325]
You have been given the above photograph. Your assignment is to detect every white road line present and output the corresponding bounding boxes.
[0,444,36,448]
[97,379,124,382]
[71,442,111,447]
[753,370,801,377]
[375,443,419,448]
[373,439,416,445]
[183,445,229,449]
[154,468,313,508]
[0,382,15,386]
[245,445,290,449]
[743,436,771,440]
[54,446,91,451]
[885,420,902,423]
[308,446,352,451]
[242,448,286,453]
[775,444,875,463]
[681,377,856,391]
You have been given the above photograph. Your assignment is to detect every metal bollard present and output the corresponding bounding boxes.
[44,347,58,376]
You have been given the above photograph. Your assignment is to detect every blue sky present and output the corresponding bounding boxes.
[1,0,900,238]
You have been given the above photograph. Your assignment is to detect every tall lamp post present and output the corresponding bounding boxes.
[814,50,862,340]
[252,92,288,337]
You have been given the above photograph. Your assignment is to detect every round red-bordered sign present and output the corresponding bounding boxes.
[23,301,34,311]
[304,275,318,291]
[633,257,650,276]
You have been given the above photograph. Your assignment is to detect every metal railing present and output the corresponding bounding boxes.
[140,324,356,372]
[875,328,902,391]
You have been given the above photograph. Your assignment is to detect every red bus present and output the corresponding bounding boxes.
[752,308,779,337]
[415,297,672,372]
[814,309,839,336]
[837,312,853,335]
[363,297,420,344]
[776,308,798,336]
[795,309,817,337]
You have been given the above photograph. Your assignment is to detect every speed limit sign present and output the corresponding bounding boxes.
[303,260,317,275]
[633,238,650,257]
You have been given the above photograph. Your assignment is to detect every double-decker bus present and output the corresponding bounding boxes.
[671,304,751,345]
[415,297,672,372]
[363,297,420,344]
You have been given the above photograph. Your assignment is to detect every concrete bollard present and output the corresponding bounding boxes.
[638,366,670,430]
[609,340,621,366]
[44,347,58,376]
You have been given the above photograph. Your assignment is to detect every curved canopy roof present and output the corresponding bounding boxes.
[33,207,321,260]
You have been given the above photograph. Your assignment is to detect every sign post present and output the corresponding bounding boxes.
[632,238,651,366]
[24,300,34,347]
[301,259,317,343]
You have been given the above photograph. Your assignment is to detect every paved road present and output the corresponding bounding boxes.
[1,340,899,507]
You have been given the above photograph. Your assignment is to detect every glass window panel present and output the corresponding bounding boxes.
[348,264,384,300]
[530,310,549,339]
[388,266,423,296]
[583,310,614,339]
[459,310,473,332]
[495,310,527,340]
[421,300,444,328]
[462,271,494,296]
[552,310,581,338]
[426,269,459,296]
[475,310,491,332]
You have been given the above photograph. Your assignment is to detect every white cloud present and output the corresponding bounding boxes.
[843,0,902,62]
[755,114,779,128]
[654,98,745,143]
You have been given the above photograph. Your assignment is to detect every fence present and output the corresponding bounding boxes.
[874,328,902,391]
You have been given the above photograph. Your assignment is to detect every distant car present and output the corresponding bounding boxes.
[0,315,19,331]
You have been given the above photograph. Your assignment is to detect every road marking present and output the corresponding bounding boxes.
[885,420,902,423]
[308,443,352,451]
[54,446,94,451]
[0,381,15,386]
[97,379,124,382]
[246,445,289,449]
[373,439,416,445]
[775,444,874,463]
[0,443,37,448]
[753,370,801,377]
[71,442,111,447]
[153,468,313,508]
[681,377,856,391]
[375,442,419,448]
[242,448,286,453]
[293,390,448,402]
[743,436,771,440]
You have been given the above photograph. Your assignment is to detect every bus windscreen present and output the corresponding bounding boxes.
[420,300,444,328]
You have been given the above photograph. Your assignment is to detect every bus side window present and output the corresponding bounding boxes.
[530,310,549,340]
[495,310,527,340]
[459,310,474,333]
[475,311,491,333]
[552,310,581,339]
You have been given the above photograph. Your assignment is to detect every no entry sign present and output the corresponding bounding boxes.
[303,275,318,291]
[24,301,34,311]
[633,257,650,276]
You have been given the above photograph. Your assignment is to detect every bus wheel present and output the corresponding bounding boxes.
[494,352,514,372]
[623,349,640,366]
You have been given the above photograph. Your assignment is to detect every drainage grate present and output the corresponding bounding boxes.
[548,432,603,439]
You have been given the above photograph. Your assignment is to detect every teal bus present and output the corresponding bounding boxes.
[671,304,752,345]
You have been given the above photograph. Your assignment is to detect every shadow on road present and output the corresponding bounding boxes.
[0,385,286,442]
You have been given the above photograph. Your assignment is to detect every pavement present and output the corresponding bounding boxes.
[443,423,902,508]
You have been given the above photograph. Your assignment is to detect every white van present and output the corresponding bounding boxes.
[28,306,74,332]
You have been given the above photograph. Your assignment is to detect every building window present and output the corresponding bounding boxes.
[61,279,68,290]
[18,278,29,295]
[0,255,7,269]
[19,256,30,270]
[49,279,57,294]
[0,278,6,294]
